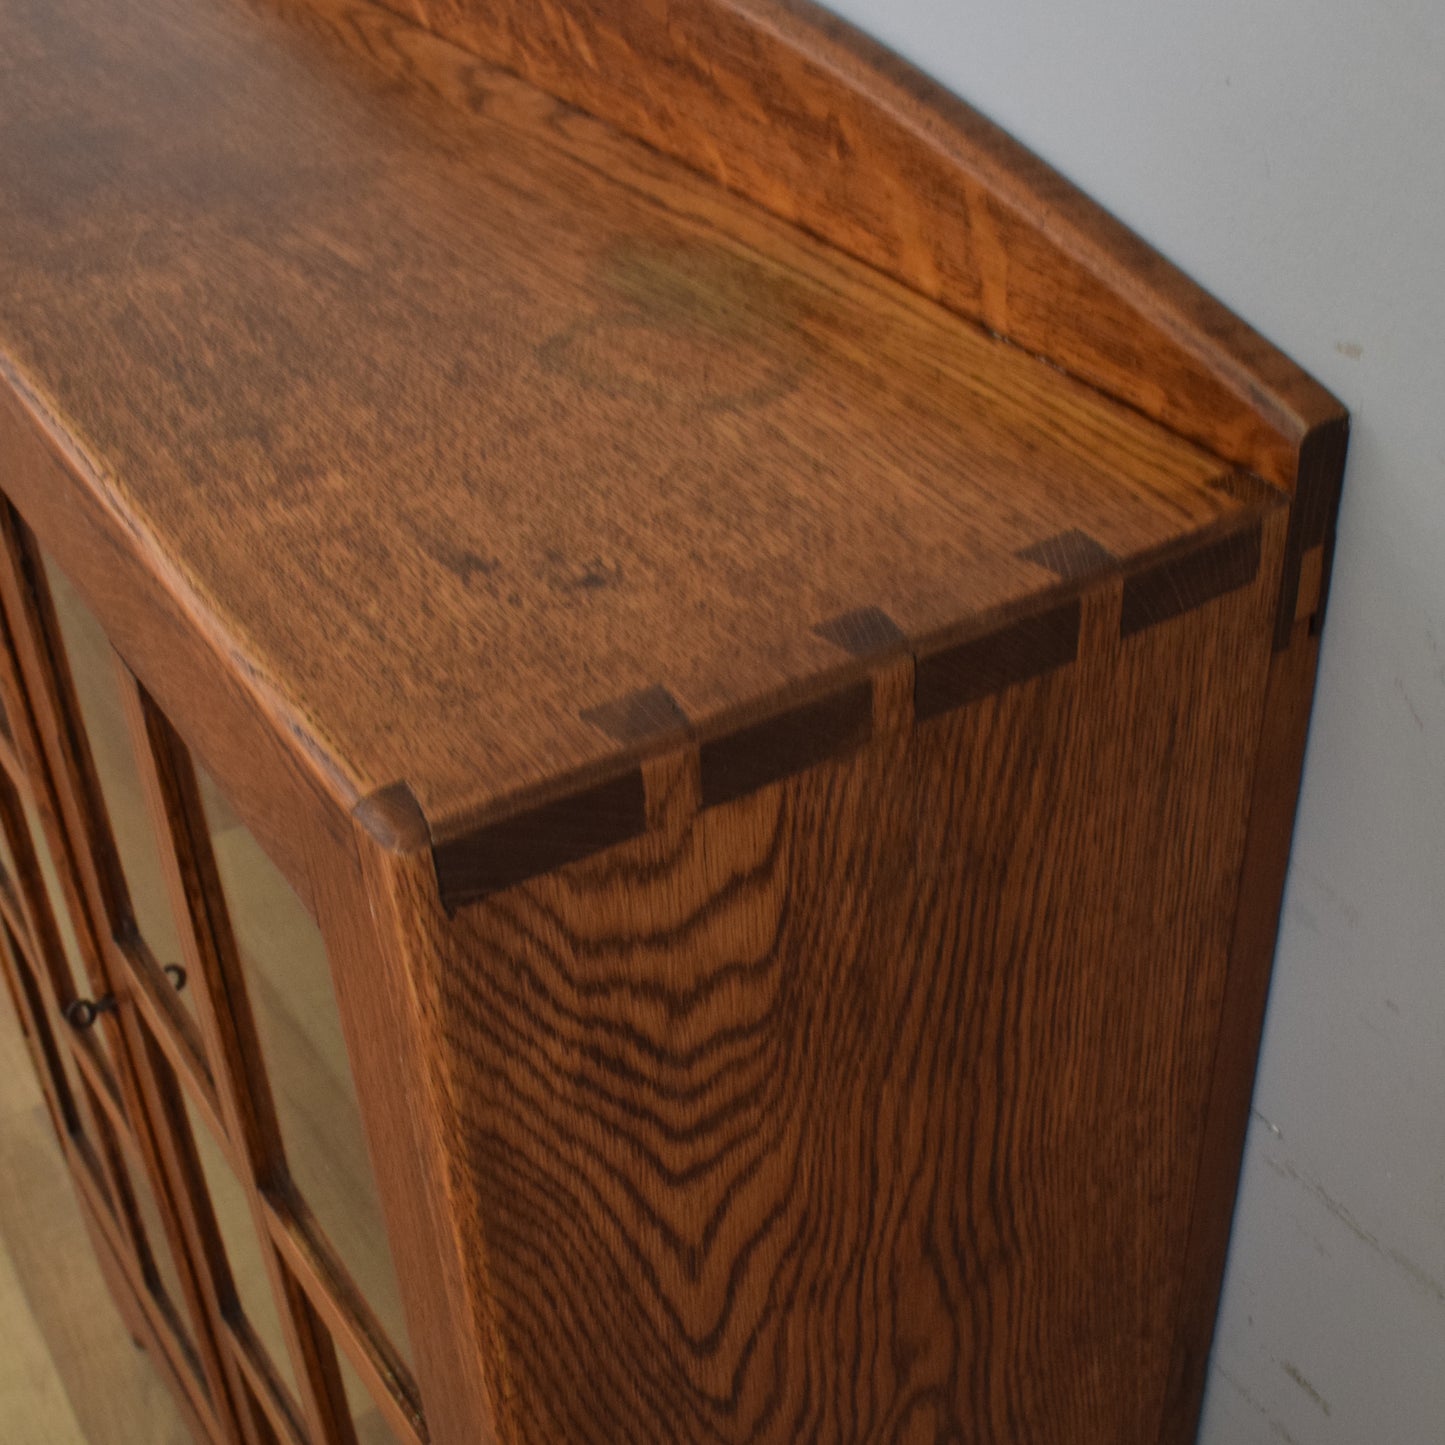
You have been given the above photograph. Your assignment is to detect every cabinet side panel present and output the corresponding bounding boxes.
[331,831,507,1445]
[426,529,1283,1443]
[1157,620,1324,1442]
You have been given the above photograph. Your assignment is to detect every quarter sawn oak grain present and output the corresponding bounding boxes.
[421,536,1284,1444]
[0,0,1348,1441]
[0,0,1256,851]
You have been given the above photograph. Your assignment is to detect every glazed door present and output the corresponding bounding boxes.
[0,525,223,1438]
[0,500,423,1445]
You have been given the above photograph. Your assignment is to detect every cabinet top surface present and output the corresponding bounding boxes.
[0,0,1261,837]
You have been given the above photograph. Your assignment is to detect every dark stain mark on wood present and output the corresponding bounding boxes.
[1017,529,1116,581]
[437,770,647,908]
[699,683,872,810]
[914,601,1080,721]
[537,310,801,414]
[1122,523,1262,639]
[812,606,905,657]
[543,549,623,594]
[435,545,501,584]
[580,685,689,745]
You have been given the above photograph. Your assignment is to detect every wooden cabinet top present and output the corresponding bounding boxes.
[0,0,1342,874]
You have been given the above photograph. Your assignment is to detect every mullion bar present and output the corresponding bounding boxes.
[90,1076,208,1376]
[0,656,148,1255]
[227,1317,312,1445]
[74,1069,217,1433]
[0,589,44,794]
[10,539,222,1154]
[0,700,121,1085]
[0,581,138,1198]
[0,502,247,1443]
[0,917,118,1212]
[262,1192,425,1445]
[120,935,233,1152]
[0,915,80,1150]
[0,867,42,981]
[121,668,361,1445]
[0,517,133,1166]
[130,1010,289,1445]
[118,913,221,1114]
[66,1119,227,1442]
[0,721,24,793]
[0,507,133,942]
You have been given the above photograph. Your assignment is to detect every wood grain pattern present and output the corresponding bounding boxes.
[372,0,1343,490]
[1016,529,1118,583]
[1273,413,1350,649]
[0,0,1261,853]
[434,770,648,910]
[698,682,872,811]
[0,382,348,922]
[0,509,243,1440]
[344,825,509,1445]
[0,0,1352,1441]
[811,608,906,660]
[1120,518,1263,639]
[580,687,690,749]
[1156,618,1325,1442]
[409,512,1287,1444]
[913,597,1080,720]
[125,697,366,1445]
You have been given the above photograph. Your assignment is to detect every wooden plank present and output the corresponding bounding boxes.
[1155,618,1327,1443]
[263,1193,427,1445]
[0,386,349,921]
[66,1127,225,1439]
[359,0,1343,488]
[0,6,1351,1444]
[126,1010,284,1445]
[225,1317,311,1445]
[914,597,1080,719]
[342,826,506,1445]
[0,0,1265,853]
[410,512,1288,1442]
[0,506,252,1440]
[121,684,364,1445]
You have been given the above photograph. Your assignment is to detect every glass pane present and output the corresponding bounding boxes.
[0,920,81,1139]
[181,1088,301,1404]
[341,1351,401,1444]
[40,557,194,1026]
[196,767,411,1364]
[114,1121,200,1377]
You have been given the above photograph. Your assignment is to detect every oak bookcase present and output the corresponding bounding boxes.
[0,0,1347,1441]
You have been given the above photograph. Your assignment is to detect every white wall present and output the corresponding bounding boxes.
[822,2,1445,1439]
